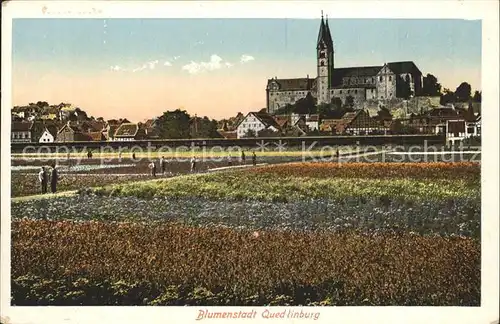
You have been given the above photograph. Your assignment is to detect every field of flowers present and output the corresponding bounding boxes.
[12,220,479,306]
[10,162,481,306]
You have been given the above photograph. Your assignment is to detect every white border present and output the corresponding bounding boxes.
[1,1,499,324]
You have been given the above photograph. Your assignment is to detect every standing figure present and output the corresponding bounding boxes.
[50,164,58,194]
[190,156,197,173]
[252,151,257,166]
[132,152,136,160]
[241,151,246,164]
[149,160,157,177]
[160,156,166,175]
[227,154,232,166]
[38,167,48,194]
[87,150,92,159]
[335,147,340,159]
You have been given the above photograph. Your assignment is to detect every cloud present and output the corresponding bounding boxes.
[109,65,124,71]
[131,60,160,72]
[240,54,255,63]
[164,61,172,66]
[181,54,232,74]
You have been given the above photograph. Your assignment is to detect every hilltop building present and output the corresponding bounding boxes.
[266,13,424,114]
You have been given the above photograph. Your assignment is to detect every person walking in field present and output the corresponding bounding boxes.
[227,154,232,167]
[252,151,257,166]
[335,147,340,159]
[241,150,246,164]
[190,156,197,173]
[50,164,58,194]
[38,167,48,194]
[149,160,157,177]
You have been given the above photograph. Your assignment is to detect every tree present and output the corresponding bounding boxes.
[421,74,442,96]
[472,90,482,103]
[294,92,316,114]
[455,82,472,102]
[440,88,456,105]
[397,75,412,99]
[343,95,355,111]
[36,101,49,108]
[156,109,192,139]
[330,97,343,111]
[377,106,392,120]
[317,103,332,117]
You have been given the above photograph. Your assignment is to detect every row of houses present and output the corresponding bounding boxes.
[224,105,481,141]
[11,119,160,143]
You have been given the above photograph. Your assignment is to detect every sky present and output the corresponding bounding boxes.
[12,18,481,121]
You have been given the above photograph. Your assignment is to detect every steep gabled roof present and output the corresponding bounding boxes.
[11,121,34,132]
[253,112,281,130]
[114,123,139,137]
[386,61,422,75]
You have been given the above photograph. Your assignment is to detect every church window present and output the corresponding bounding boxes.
[355,90,358,94]
[320,61,325,66]
[379,76,383,82]
[372,78,375,83]
[339,90,342,94]
[389,92,392,97]
[389,76,392,81]
[319,52,326,58]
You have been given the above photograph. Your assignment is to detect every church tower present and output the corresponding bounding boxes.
[316,12,334,104]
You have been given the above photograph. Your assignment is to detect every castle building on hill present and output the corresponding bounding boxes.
[266,14,424,114]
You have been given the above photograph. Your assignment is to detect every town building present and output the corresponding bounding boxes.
[56,123,89,142]
[113,123,147,141]
[38,126,58,143]
[266,13,423,114]
[11,122,34,143]
[236,112,281,139]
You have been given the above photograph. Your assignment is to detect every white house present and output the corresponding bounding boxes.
[446,117,481,145]
[38,127,56,143]
[305,114,320,131]
[236,112,280,139]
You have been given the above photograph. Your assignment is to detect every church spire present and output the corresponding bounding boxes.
[317,11,333,50]
[325,14,333,51]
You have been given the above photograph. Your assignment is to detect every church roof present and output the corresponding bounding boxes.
[386,61,422,75]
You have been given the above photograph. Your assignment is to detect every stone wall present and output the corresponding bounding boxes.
[362,96,442,117]
[267,90,309,113]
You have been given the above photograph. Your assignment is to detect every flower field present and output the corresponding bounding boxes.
[12,220,479,306]
[10,161,481,306]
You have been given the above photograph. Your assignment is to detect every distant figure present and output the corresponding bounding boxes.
[38,167,48,194]
[132,152,136,160]
[67,152,70,160]
[241,151,246,164]
[118,152,122,160]
[50,165,58,194]
[160,156,166,174]
[227,154,232,166]
[190,157,197,173]
[87,150,92,159]
[252,152,256,166]
[149,161,157,177]
[335,148,340,159]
